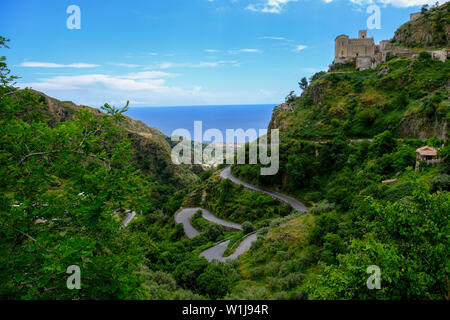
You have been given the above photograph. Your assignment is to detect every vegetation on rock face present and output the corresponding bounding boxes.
[269,53,449,141]
[392,2,450,48]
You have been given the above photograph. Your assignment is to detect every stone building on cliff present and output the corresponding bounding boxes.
[333,30,382,71]
[332,12,448,71]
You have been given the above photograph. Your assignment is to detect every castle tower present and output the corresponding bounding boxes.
[335,35,349,59]
[358,30,367,39]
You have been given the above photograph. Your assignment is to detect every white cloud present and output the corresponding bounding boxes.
[21,74,166,91]
[205,49,220,53]
[259,36,287,40]
[247,0,298,14]
[17,71,274,107]
[241,48,261,53]
[228,48,262,54]
[148,60,240,69]
[111,63,140,68]
[293,44,308,52]
[122,71,178,79]
[19,61,100,68]
[18,72,195,105]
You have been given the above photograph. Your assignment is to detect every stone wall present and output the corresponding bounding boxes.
[356,56,373,71]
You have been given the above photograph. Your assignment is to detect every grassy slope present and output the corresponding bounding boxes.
[30,90,199,187]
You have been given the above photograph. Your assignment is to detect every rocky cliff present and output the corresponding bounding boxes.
[392,2,450,48]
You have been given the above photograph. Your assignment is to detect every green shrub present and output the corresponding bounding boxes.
[430,174,450,193]
[331,118,340,128]
[384,181,415,202]
[304,191,323,203]
[242,221,255,234]
[203,224,224,242]
[310,200,335,215]
[369,130,398,157]
[194,209,203,219]
[171,223,185,241]
[440,144,450,174]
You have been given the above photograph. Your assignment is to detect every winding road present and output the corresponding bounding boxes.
[220,166,308,212]
[175,166,308,262]
[199,233,258,262]
[175,208,242,239]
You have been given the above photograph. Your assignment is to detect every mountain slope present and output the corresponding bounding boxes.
[269,3,449,141]
[269,53,449,140]
[30,90,199,187]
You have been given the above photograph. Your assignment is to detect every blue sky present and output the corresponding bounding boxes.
[0,0,444,107]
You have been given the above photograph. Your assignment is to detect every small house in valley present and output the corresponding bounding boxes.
[415,146,441,170]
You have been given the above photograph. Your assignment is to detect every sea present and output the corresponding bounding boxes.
[125,104,276,143]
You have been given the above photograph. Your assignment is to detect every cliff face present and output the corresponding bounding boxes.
[392,3,450,48]
[399,113,448,140]
[268,55,449,140]
[269,3,449,141]
[33,91,199,186]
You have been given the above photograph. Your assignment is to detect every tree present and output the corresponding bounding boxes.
[197,264,234,299]
[369,130,397,157]
[307,186,450,299]
[430,174,450,193]
[0,36,18,91]
[285,91,297,104]
[0,37,151,299]
[242,221,255,234]
[421,4,429,14]
[204,224,224,242]
[440,144,450,174]
[298,77,308,91]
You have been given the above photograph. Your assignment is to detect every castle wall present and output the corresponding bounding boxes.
[356,56,373,70]
[347,38,375,57]
[333,18,448,71]
[334,32,375,61]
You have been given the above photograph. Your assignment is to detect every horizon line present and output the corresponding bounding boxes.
[126,103,279,108]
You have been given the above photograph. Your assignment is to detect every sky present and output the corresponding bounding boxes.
[0,0,445,107]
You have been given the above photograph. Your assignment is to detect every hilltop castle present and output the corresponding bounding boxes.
[333,29,388,71]
[332,12,448,71]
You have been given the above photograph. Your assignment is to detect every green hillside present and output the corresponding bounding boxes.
[269,53,449,140]
[228,4,450,300]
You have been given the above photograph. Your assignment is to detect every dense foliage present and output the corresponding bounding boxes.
[230,132,449,299]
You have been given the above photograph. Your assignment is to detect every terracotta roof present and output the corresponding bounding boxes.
[416,146,438,156]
